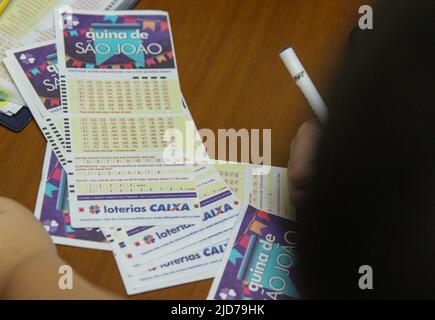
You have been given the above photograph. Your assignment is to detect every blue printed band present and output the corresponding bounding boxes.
[199,190,232,207]
[77,192,198,201]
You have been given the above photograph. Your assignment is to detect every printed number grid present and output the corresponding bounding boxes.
[197,179,228,200]
[69,79,182,114]
[221,172,242,199]
[72,116,186,153]
[76,180,196,194]
[219,168,245,201]
[251,175,273,212]
[75,166,192,177]
[75,156,167,165]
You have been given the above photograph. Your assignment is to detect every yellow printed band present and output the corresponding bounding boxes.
[0,0,10,15]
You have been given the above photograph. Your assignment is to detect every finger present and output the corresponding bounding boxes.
[288,138,296,170]
[288,119,322,189]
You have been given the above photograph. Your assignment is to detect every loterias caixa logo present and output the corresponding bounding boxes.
[143,234,155,245]
[78,205,101,214]
[79,203,191,215]
[134,224,194,248]
[130,234,156,247]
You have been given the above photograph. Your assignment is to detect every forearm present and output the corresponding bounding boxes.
[0,197,118,300]
[1,252,117,299]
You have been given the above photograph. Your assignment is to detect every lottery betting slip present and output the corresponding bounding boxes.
[208,204,299,300]
[5,41,67,166]
[54,9,202,228]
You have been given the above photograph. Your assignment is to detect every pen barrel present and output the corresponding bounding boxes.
[280,48,304,77]
[295,73,328,124]
[280,47,328,124]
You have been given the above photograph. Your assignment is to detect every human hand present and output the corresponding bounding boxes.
[288,119,322,208]
[0,197,58,293]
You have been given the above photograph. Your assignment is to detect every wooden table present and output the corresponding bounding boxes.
[0,0,373,299]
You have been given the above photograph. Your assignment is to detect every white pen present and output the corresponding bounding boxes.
[280,47,328,124]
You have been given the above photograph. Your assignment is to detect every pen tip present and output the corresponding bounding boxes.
[280,47,291,53]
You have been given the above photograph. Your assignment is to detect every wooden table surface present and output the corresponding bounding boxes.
[0,0,372,299]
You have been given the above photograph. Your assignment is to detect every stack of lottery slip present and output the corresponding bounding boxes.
[51,9,244,294]
[103,161,296,295]
[5,8,296,295]
[3,9,238,294]
[31,144,294,294]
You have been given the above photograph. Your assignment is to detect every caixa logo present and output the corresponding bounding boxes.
[203,203,234,221]
[150,203,190,212]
